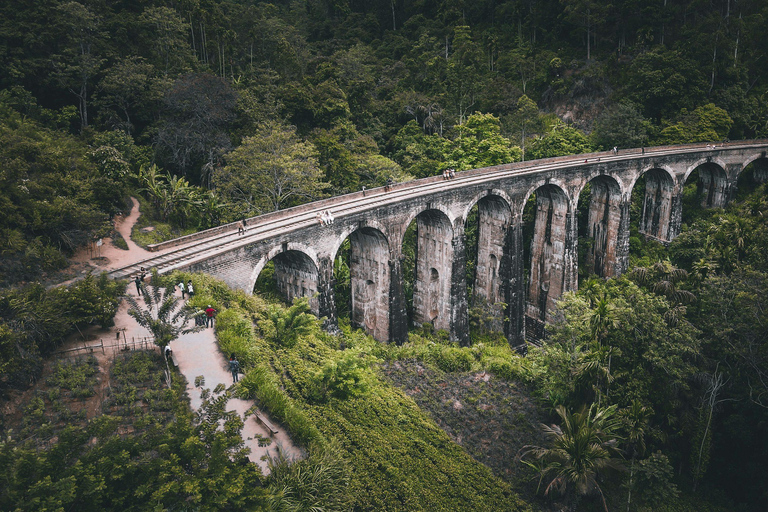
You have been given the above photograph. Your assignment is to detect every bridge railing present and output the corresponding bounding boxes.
[146,140,768,252]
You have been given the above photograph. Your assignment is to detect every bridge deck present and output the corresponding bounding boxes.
[108,141,768,281]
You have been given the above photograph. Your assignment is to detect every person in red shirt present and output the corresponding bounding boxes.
[205,305,217,328]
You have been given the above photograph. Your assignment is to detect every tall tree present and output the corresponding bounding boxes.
[215,120,327,213]
[447,26,484,126]
[155,73,237,184]
[559,0,609,60]
[52,2,105,131]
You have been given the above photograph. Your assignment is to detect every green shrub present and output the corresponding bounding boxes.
[311,350,374,401]
[434,346,474,372]
[47,356,99,399]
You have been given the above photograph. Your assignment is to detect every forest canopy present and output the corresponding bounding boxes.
[1,0,768,510]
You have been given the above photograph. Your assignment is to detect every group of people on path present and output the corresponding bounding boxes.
[316,210,335,226]
[442,168,456,179]
[178,280,194,298]
[177,280,217,327]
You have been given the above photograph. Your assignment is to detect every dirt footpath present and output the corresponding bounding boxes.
[62,197,302,473]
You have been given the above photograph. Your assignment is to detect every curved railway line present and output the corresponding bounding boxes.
[108,141,768,281]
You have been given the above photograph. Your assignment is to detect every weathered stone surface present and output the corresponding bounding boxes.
[473,196,511,334]
[697,163,729,208]
[350,228,390,341]
[527,185,569,322]
[640,168,675,241]
[273,250,320,313]
[585,176,622,277]
[413,210,454,331]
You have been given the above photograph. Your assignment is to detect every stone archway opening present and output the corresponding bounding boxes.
[630,168,676,244]
[736,157,768,199]
[403,209,454,331]
[333,227,391,342]
[464,195,512,336]
[523,184,569,331]
[254,250,320,314]
[577,175,622,280]
[682,163,728,225]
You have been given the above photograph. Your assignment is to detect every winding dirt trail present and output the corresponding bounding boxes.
[68,198,302,473]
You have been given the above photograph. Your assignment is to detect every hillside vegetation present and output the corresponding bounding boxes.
[2,0,768,510]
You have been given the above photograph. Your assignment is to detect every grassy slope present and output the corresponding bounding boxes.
[183,271,532,511]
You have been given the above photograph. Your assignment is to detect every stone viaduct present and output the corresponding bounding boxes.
[111,141,768,347]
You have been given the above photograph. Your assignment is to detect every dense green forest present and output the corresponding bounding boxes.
[2,0,768,510]
[2,0,766,286]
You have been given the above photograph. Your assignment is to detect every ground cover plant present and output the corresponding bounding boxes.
[0,350,268,511]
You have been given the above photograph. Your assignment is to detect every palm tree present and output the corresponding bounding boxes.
[266,297,316,347]
[589,294,619,343]
[125,278,200,349]
[194,190,229,230]
[135,163,167,211]
[620,400,651,512]
[521,403,624,511]
[631,260,696,306]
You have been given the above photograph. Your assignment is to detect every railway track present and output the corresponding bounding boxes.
[108,141,768,280]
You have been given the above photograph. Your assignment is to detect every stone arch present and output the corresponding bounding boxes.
[682,157,728,183]
[684,161,728,208]
[248,243,320,294]
[251,247,320,314]
[329,218,393,263]
[398,204,456,249]
[577,175,623,278]
[460,188,514,224]
[740,152,768,174]
[737,154,768,187]
[409,209,454,331]
[344,227,391,342]
[627,165,676,197]
[519,178,571,218]
[574,170,628,203]
[632,167,677,241]
[526,183,570,322]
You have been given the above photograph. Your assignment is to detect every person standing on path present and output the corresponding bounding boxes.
[134,275,142,295]
[205,305,216,327]
[229,354,241,383]
[187,280,194,298]
[178,281,185,298]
